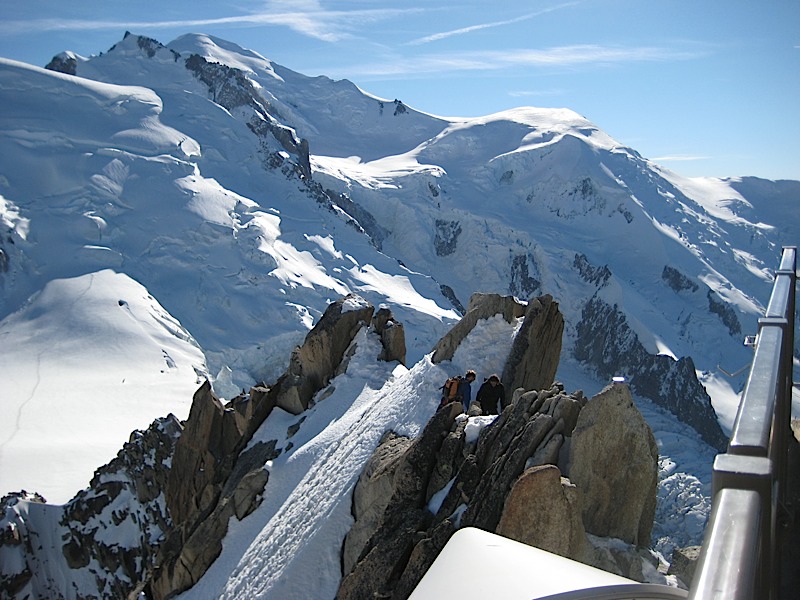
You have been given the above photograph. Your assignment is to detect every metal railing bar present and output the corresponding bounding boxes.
[765,277,793,318]
[728,326,783,456]
[689,246,796,600]
[688,488,762,600]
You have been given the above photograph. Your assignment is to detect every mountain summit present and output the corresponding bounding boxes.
[0,31,797,598]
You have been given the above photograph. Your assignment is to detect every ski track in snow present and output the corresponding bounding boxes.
[224,408,375,597]
[222,345,424,597]
[0,350,44,451]
[0,274,94,451]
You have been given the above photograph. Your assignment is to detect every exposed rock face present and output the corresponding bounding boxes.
[338,380,659,600]
[439,284,466,315]
[150,379,280,598]
[568,383,659,546]
[166,382,245,525]
[707,289,742,336]
[338,404,462,598]
[151,433,279,599]
[574,253,612,287]
[276,294,375,414]
[662,265,699,293]
[1,294,407,600]
[0,417,182,600]
[1,492,45,597]
[431,292,527,363]
[183,52,312,180]
[434,219,461,256]
[343,432,416,575]
[508,253,541,299]
[575,295,727,450]
[44,53,78,75]
[661,266,741,337]
[501,294,564,393]
[668,545,701,588]
[496,465,585,559]
[372,307,407,365]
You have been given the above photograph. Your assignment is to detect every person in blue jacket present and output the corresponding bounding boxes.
[457,370,477,411]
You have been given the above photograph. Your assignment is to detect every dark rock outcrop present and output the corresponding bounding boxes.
[662,265,699,293]
[183,52,312,180]
[574,253,612,288]
[501,294,564,393]
[44,53,77,75]
[276,294,375,414]
[433,219,461,257]
[338,381,659,600]
[575,294,727,450]
[509,253,541,299]
[707,289,742,337]
[372,307,407,365]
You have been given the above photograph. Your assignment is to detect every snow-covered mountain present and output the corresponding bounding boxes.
[0,31,797,599]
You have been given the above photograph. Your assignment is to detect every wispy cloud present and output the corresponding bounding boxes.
[334,44,706,79]
[250,1,424,42]
[407,2,580,45]
[503,44,704,65]
[652,155,711,163]
[508,89,566,98]
[0,4,421,43]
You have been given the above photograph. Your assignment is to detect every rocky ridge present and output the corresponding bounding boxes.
[337,374,661,600]
[0,292,672,599]
[1,293,398,599]
[575,295,727,450]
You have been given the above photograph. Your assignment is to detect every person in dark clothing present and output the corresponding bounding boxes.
[457,370,477,411]
[476,374,505,415]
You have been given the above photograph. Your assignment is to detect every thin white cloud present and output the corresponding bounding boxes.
[0,6,422,43]
[407,2,581,45]
[503,44,703,65]
[335,44,706,78]
[508,89,565,98]
[652,155,711,162]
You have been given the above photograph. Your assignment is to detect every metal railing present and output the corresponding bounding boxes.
[689,246,797,600]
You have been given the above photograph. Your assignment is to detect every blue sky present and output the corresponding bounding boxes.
[1,0,798,180]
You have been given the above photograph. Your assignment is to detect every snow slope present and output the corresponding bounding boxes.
[0,270,205,503]
[0,46,459,500]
